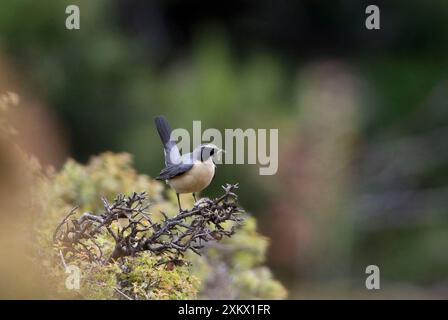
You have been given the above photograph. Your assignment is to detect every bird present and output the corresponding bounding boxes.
[154,115,223,211]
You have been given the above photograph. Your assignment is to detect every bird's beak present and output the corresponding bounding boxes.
[218,148,225,154]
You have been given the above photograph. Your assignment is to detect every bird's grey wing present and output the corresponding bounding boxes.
[154,116,181,166]
[155,163,194,180]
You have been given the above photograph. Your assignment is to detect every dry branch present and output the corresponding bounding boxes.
[53,184,244,265]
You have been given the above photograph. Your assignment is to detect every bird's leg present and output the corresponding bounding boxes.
[192,193,197,202]
[176,193,183,212]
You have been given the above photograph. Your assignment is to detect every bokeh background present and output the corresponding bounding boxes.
[1,0,448,298]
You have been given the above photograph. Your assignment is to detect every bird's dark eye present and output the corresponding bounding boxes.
[200,146,215,161]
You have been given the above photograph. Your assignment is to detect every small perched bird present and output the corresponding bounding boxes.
[154,116,223,211]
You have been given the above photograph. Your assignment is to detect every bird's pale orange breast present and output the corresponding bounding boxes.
[168,159,215,194]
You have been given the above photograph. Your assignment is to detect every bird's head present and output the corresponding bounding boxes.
[193,144,224,162]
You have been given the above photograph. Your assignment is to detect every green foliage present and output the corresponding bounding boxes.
[189,217,287,299]
[33,152,286,299]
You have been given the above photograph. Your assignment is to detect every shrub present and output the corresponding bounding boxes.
[32,152,287,299]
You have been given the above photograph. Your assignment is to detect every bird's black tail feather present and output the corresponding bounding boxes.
[154,116,172,146]
[155,115,181,166]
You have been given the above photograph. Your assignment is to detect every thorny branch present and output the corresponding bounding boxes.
[53,184,244,265]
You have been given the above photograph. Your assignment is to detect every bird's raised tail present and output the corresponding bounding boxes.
[154,115,181,165]
[155,116,172,146]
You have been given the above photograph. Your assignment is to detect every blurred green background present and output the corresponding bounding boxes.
[1,0,448,298]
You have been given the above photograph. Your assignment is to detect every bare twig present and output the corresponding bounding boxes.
[53,184,244,265]
[114,287,134,300]
[59,250,68,270]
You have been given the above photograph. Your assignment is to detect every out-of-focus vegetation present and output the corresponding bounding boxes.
[1,0,448,298]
